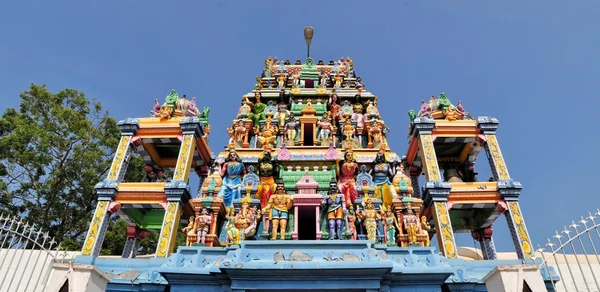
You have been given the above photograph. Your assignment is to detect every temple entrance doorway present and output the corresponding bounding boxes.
[297,206,316,240]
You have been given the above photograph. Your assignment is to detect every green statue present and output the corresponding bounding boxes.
[437,92,452,112]
[162,89,179,115]
[408,109,416,122]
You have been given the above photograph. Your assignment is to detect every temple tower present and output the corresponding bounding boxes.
[405,94,534,260]
[81,90,212,258]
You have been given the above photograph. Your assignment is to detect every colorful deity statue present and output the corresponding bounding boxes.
[417,100,433,118]
[264,184,293,240]
[151,99,161,117]
[358,197,380,241]
[368,119,385,149]
[265,56,273,77]
[403,205,420,245]
[156,89,179,119]
[176,94,190,117]
[352,103,365,128]
[238,100,252,119]
[277,71,287,90]
[437,93,451,112]
[251,92,267,126]
[186,97,201,117]
[245,204,261,239]
[342,119,355,144]
[284,115,299,145]
[181,216,196,246]
[255,76,264,90]
[366,100,379,119]
[234,196,257,241]
[428,96,439,113]
[196,208,212,245]
[334,72,343,88]
[256,151,277,208]
[319,69,328,88]
[392,163,413,198]
[381,206,399,245]
[225,207,240,245]
[321,183,347,240]
[317,114,333,143]
[346,206,358,240]
[328,93,343,127]
[291,71,300,89]
[257,117,278,149]
[230,119,247,147]
[217,150,246,207]
[420,216,432,247]
[336,149,359,205]
[456,100,473,119]
[275,103,290,134]
[370,150,397,207]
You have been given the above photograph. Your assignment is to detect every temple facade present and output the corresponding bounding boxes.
[73,55,558,292]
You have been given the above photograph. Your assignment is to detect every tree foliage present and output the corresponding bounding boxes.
[0,84,147,253]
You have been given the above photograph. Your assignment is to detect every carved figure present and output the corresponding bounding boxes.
[234,197,254,240]
[251,92,267,126]
[358,197,380,241]
[456,100,473,119]
[256,76,264,90]
[317,115,333,142]
[392,164,413,198]
[264,184,293,240]
[245,205,261,239]
[370,151,397,207]
[265,56,273,77]
[291,71,300,88]
[334,72,343,88]
[328,93,343,126]
[420,216,432,247]
[366,100,379,119]
[277,71,287,89]
[238,100,252,119]
[256,151,277,208]
[233,119,247,146]
[181,216,195,246]
[151,99,161,117]
[437,93,451,112]
[428,96,439,112]
[342,119,355,142]
[284,115,299,144]
[217,150,246,207]
[226,207,240,245]
[196,208,212,245]
[275,103,290,133]
[403,206,419,245]
[321,183,347,240]
[186,97,200,117]
[337,149,359,205]
[417,100,432,118]
[368,119,385,149]
[319,69,328,88]
[352,103,365,129]
[257,118,278,149]
[381,206,400,245]
[346,206,357,240]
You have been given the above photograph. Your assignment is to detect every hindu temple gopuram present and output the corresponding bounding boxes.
[73,29,557,292]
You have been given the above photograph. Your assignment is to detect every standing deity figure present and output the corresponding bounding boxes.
[369,119,385,148]
[346,206,358,240]
[196,208,213,245]
[403,206,420,245]
[428,96,439,112]
[291,71,300,88]
[226,207,240,245]
[328,93,343,126]
[366,100,380,119]
[233,119,247,145]
[217,150,246,207]
[277,71,287,89]
[336,150,359,205]
[151,99,162,117]
[255,76,264,90]
[319,69,328,88]
[257,118,278,149]
[352,103,365,128]
[275,103,290,133]
[284,115,299,145]
[342,119,355,143]
[420,216,432,247]
[358,197,380,241]
[381,206,400,245]
[334,72,343,88]
[256,151,277,208]
[264,184,293,240]
[250,92,267,126]
[181,216,196,246]
[370,151,397,207]
[186,97,201,117]
[317,114,333,142]
[321,184,347,240]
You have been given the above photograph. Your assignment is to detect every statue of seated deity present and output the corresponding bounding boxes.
[257,118,278,149]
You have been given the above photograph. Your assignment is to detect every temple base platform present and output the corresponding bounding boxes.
[73,240,557,292]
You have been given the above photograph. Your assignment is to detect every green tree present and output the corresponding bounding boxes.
[0,84,147,253]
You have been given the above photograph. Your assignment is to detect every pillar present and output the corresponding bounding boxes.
[424,181,457,259]
[478,117,534,259]
[121,226,149,258]
[81,119,139,256]
[155,117,201,257]
[472,227,498,260]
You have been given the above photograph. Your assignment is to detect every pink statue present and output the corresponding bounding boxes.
[336,150,359,205]
[186,97,199,117]
[417,100,432,118]
[456,100,473,119]
[151,99,161,117]
[196,207,213,245]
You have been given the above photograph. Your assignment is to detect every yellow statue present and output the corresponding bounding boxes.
[181,216,196,246]
[277,71,287,89]
[238,100,252,119]
[225,207,240,245]
[357,197,380,241]
[420,216,432,247]
[342,119,355,142]
[264,184,293,240]
[403,204,419,245]
[257,118,278,149]
[334,72,342,88]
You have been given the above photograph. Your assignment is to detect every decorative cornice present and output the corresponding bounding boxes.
[179,117,204,137]
[411,117,436,137]
[94,179,119,201]
[164,180,191,203]
[117,118,140,136]
[476,116,500,134]
[423,180,452,206]
[496,179,522,201]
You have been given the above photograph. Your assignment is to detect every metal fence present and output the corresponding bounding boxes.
[0,213,74,292]
[537,209,600,292]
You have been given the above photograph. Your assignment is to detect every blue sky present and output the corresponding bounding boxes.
[1,0,599,253]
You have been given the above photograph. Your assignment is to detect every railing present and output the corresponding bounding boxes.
[537,209,600,292]
[0,213,74,292]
